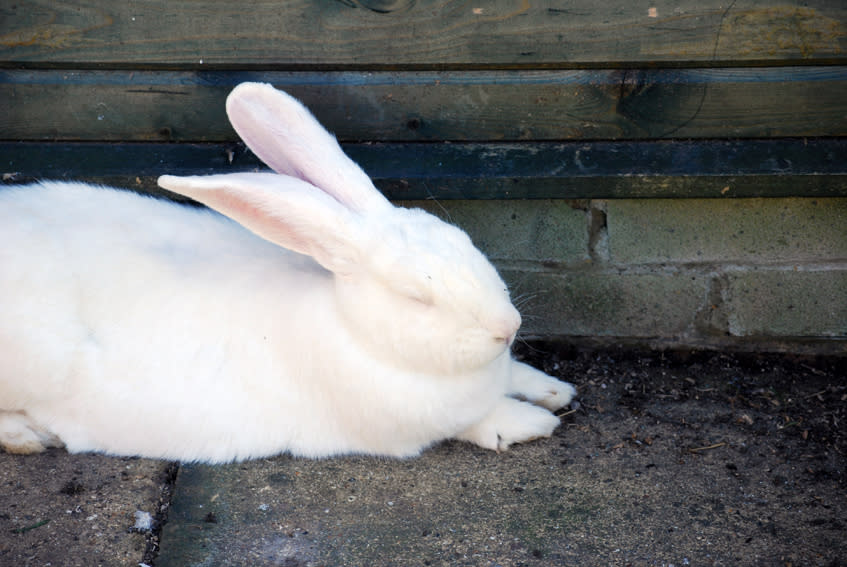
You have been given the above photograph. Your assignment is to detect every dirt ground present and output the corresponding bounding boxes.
[0,452,175,566]
[1,345,844,566]
[518,345,846,566]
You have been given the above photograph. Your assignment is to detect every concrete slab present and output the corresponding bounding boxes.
[154,350,846,567]
[504,269,710,338]
[606,198,847,265]
[405,199,591,265]
[0,453,172,566]
[726,269,847,337]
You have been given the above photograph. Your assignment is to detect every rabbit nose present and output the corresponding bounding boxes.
[492,308,522,343]
[496,332,517,346]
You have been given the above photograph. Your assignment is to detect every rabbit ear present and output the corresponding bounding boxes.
[158,173,364,274]
[226,82,391,215]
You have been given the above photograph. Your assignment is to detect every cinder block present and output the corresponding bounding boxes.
[726,269,847,337]
[607,198,847,264]
[399,200,589,264]
[502,268,709,338]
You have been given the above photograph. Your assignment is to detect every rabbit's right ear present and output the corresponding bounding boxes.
[158,172,364,275]
[226,83,391,216]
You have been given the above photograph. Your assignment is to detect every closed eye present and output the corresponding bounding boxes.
[402,272,434,305]
[401,282,433,306]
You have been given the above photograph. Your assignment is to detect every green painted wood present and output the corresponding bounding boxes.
[1,1,844,68]
[3,139,845,199]
[2,68,846,142]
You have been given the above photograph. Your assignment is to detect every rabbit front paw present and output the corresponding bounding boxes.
[0,411,63,454]
[509,360,576,411]
[456,397,561,452]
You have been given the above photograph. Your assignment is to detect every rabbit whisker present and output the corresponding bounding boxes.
[422,183,453,223]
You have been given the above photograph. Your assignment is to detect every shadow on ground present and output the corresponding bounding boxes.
[1,347,844,566]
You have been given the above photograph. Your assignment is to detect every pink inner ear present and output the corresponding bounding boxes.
[199,187,315,257]
[231,103,306,181]
[225,83,392,215]
[158,173,360,274]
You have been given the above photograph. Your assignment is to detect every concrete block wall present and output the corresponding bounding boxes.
[403,198,847,354]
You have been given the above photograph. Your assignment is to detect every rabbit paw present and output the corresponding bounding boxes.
[0,411,63,454]
[456,397,561,452]
[509,360,576,411]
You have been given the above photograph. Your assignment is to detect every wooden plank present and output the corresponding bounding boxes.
[3,139,845,199]
[3,68,846,142]
[1,1,844,67]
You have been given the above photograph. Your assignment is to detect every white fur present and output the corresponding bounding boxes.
[0,83,575,463]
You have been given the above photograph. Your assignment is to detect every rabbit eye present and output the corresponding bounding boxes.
[406,287,432,305]
[400,280,433,305]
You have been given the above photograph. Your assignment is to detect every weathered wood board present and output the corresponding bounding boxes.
[2,68,846,142]
[3,139,845,199]
[1,1,844,200]
[2,1,844,67]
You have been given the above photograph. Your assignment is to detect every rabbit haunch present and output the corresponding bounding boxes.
[0,82,575,462]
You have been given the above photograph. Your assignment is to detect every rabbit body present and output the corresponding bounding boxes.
[0,84,574,462]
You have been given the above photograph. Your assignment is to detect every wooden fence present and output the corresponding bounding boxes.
[2,1,845,199]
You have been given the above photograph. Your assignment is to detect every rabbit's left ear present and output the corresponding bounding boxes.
[226,82,391,216]
[158,173,364,275]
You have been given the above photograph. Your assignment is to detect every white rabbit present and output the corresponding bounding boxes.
[0,83,575,463]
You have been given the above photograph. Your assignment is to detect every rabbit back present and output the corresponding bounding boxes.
[0,182,344,461]
[0,182,508,461]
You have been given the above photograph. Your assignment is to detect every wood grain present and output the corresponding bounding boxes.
[3,139,845,199]
[2,68,845,142]
[1,1,844,67]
